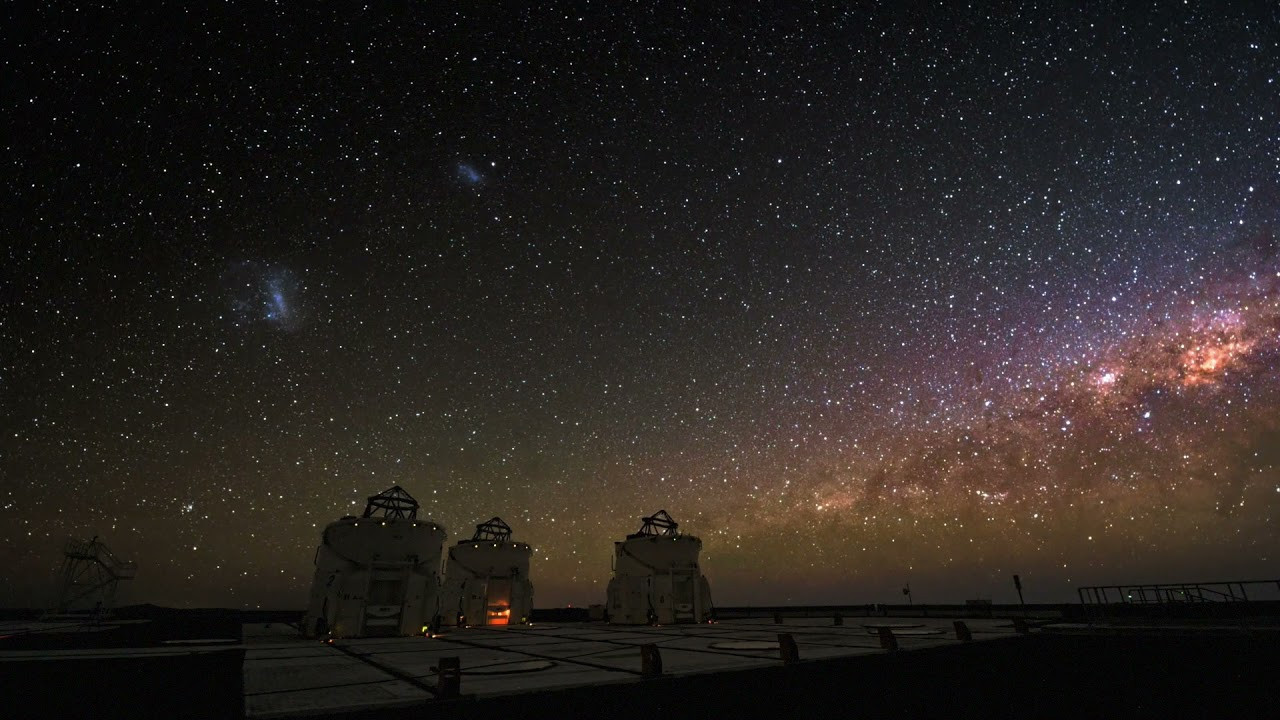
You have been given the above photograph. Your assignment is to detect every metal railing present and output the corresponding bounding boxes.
[1076,580,1280,623]
[1078,580,1280,606]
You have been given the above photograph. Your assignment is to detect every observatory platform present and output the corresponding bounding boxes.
[242,616,1019,718]
[5,609,1279,718]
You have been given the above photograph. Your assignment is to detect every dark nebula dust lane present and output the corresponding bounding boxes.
[2,3,1278,608]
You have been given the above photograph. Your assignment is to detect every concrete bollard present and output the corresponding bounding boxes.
[437,656,460,698]
[778,633,800,664]
[953,620,973,642]
[878,626,898,651]
[833,612,843,626]
[641,643,663,677]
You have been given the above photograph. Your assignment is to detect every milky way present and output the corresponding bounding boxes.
[3,3,1278,608]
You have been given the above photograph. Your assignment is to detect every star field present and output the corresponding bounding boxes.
[3,3,1279,608]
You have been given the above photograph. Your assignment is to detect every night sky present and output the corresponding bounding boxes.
[4,3,1279,609]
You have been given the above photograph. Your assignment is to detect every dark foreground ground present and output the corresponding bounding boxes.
[325,632,1280,720]
[2,608,1278,719]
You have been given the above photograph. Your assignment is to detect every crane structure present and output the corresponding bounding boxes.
[53,536,137,616]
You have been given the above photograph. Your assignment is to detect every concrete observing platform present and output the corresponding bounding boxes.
[242,616,1018,718]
